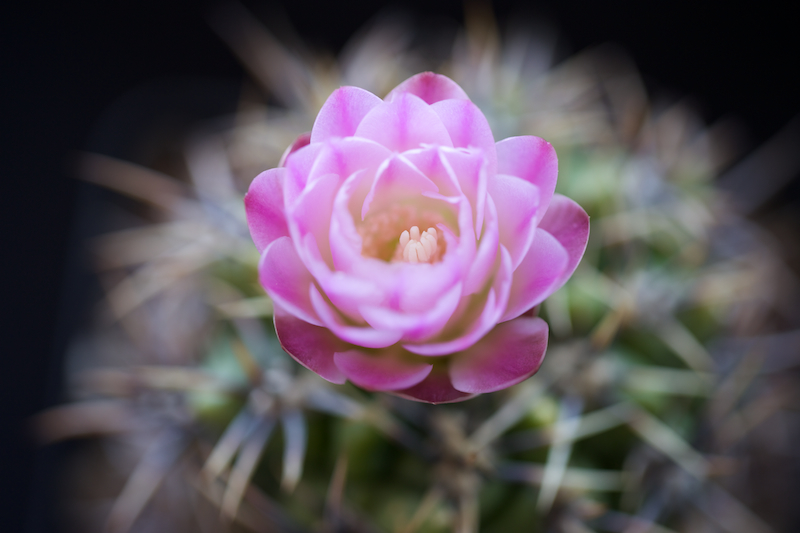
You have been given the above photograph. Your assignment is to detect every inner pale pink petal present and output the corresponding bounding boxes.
[330,170,370,272]
[294,232,378,324]
[283,142,324,206]
[392,366,475,404]
[496,136,558,224]
[431,99,497,176]
[463,195,499,295]
[273,304,347,384]
[333,350,432,391]
[259,237,322,327]
[360,282,463,343]
[287,172,341,270]
[318,271,381,324]
[361,155,439,220]
[402,146,463,198]
[342,182,469,315]
[501,228,569,322]
[386,72,470,105]
[404,245,513,356]
[488,174,540,270]
[310,86,383,143]
[305,137,391,188]
[310,285,403,348]
[333,232,464,317]
[354,92,453,152]
[538,194,590,288]
[439,148,487,238]
[449,317,549,394]
[387,197,474,313]
[245,168,289,253]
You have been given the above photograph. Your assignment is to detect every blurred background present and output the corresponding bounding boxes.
[3,1,800,532]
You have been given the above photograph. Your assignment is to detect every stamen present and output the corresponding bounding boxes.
[357,204,447,262]
[397,226,439,264]
[399,230,410,248]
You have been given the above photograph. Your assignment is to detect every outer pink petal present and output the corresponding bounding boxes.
[488,174,540,270]
[501,228,569,322]
[259,237,322,327]
[496,136,557,224]
[431,99,497,176]
[333,350,432,391]
[279,132,312,167]
[386,72,470,104]
[449,317,549,394]
[538,194,590,287]
[393,367,475,404]
[274,305,347,384]
[354,92,452,152]
[245,168,289,253]
[310,86,383,143]
[310,285,403,348]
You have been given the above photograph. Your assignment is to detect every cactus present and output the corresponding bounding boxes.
[36,5,798,533]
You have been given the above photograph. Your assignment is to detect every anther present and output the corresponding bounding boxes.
[398,226,438,264]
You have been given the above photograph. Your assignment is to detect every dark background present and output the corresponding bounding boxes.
[2,0,798,531]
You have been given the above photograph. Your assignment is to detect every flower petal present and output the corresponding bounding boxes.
[393,366,475,404]
[329,170,368,272]
[440,148,488,238]
[274,305,347,384]
[361,154,439,220]
[310,86,383,143]
[385,146,485,247]
[501,228,569,322]
[405,245,513,356]
[259,236,322,326]
[488,174,540,269]
[297,231,379,324]
[305,137,392,188]
[449,317,549,394]
[310,285,403,348]
[283,142,325,205]
[463,194,499,295]
[431,99,497,176]
[360,283,463,343]
[496,136,557,224]
[354,92,452,152]
[333,350,432,391]
[288,172,341,270]
[386,72,470,104]
[538,194,590,287]
[245,168,289,253]
[401,146,462,198]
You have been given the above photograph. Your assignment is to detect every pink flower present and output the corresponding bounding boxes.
[245,72,589,403]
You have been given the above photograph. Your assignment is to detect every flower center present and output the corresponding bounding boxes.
[395,226,439,263]
[358,204,447,263]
